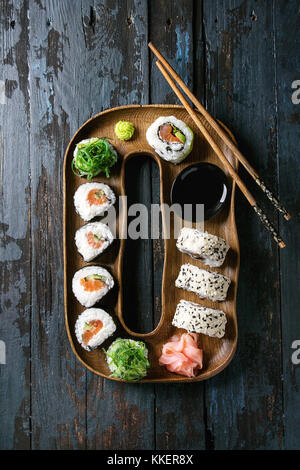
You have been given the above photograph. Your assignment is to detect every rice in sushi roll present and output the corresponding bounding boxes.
[175,263,231,302]
[176,228,229,267]
[75,308,116,351]
[74,182,116,222]
[72,266,114,307]
[75,222,114,262]
[146,115,194,164]
[172,299,227,338]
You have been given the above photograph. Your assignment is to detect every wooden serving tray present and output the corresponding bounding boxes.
[63,105,240,383]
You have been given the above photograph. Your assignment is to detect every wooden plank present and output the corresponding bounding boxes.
[201,0,283,449]
[78,0,155,450]
[28,0,87,449]
[0,0,31,449]
[150,0,207,450]
[275,0,300,450]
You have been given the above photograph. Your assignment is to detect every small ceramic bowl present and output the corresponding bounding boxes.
[170,162,229,222]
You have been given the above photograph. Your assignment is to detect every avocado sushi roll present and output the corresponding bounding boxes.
[74,182,116,222]
[72,266,114,307]
[146,115,194,164]
[75,308,116,351]
[75,222,114,262]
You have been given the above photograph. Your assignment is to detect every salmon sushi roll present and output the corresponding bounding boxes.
[72,266,114,307]
[146,115,194,164]
[74,182,116,222]
[75,308,116,351]
[75,222,114,262]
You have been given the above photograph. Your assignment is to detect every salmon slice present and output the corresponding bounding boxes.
[86,231,104,249]
[159,333,203,377]
[80,275,106,292]
[158,123,183,143]
[82,320,103,346]
[87,189,108,206]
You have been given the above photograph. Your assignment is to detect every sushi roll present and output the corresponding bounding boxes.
[74,182,116,222]
[175,263,231,302]
[75,222,114,262]
[75,308,116,351]
[172,299,227,338]
[72,266,114,307]
[146,115,194,164]
[176,228,229,267]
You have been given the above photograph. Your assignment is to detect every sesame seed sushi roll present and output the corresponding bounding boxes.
[72,266,114,307]
[176,228,230,267]
[146,115,194,164]
[175,263,231,302]
[75,222,114,262]
[172,299,227,338]
[75,308,116,351]
[74,182,116,222]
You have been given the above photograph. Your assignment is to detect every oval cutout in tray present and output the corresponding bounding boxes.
[122,154,161,334]
[63,105,240,383]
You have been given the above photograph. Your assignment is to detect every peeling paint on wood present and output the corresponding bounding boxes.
[0,0,31,450]
[28,0,86,450]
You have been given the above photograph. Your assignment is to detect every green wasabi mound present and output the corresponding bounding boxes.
[104,338,149,381]
[114,121,135,141]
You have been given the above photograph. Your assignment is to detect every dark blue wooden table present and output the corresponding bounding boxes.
[0,0,300,450]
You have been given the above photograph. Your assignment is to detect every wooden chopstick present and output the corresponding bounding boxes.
[149,41,291,222]
[154,59,286,249]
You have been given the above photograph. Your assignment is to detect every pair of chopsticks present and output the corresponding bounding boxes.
[148,42,290,249]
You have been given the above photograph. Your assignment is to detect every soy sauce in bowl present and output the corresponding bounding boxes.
[171,162,229,222]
